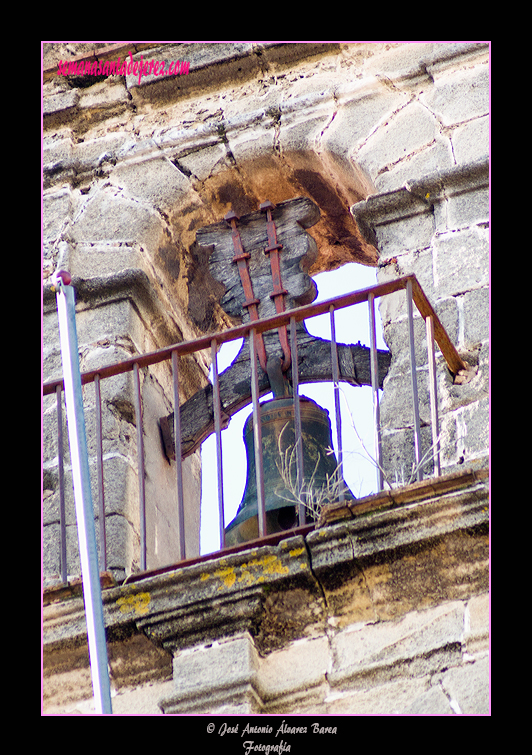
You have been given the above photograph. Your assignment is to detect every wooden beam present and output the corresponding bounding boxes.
[160,328,392,460]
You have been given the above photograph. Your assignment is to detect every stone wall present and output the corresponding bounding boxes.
[42,41,489,630]
[352,159,489,481]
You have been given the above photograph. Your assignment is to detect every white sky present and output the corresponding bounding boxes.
[200,263,387,555]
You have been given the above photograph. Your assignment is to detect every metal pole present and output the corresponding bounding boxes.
[53,271,112,715]
[250,329,266,538]
[406,279,423,481]
[290,317,305,524]
[56,385,67,583]
[426,316,441,477]
[133,363,146,571]
[368,294,384,491]
[211,340,225,549]
[172,350,186,561]
[329,307,345,502]
[94,375,107,572]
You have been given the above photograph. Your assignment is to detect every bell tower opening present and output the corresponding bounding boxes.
[199,261,386,556]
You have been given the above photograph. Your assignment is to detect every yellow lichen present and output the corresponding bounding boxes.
[116,592,151,616]
[201,553,290,590]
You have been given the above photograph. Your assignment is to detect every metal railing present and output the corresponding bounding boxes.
[43,274,466,581]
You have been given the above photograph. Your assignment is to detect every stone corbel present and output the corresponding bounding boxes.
[350,158,489,243]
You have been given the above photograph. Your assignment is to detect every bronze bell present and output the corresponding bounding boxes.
[224,395,355,546]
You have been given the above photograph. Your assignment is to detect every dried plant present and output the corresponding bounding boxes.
[273,389,442,520]
[273,423,347,520]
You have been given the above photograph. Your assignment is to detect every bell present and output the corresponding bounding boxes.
[224,396,355,546]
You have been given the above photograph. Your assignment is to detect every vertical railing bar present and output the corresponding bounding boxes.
[426,315,441,477]
[211,339,225,550]
[56,384,67,584]
[290,317,305,525]
[250,329,266,539]
[94,374,107,572]
[329,306,345,502]
[172,350,186,561]
[133,363,147,571]
[368,294,384,492]
[406,279,423,481]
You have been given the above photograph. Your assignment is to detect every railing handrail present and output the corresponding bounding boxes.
[43,274,466,396]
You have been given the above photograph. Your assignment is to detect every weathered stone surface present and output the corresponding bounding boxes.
[69,183,165,247]
[328,601,465,689]
[160,632,261,714]
[420,64,489,126]
[433,226,489,297]
[357,102,439,185]
[258,635,329,710]
[108,155,193,213]
[452,115,489,164]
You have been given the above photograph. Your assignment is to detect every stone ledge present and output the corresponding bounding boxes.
[319,465,489,525]
[351,158,489,244]
[42,43,342,120]
[43,466,488,648]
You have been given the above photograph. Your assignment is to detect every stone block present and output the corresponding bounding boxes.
[462,286,489,345]
[70,244,144,281]
[433,226,489,297]
[357,102,439,183]
[77,79,129,114]
[108,155,192,213]
[66,131,132,182]
[329,602,465,691]
[176,141,230,183]
[42,500,136,583]
[43,188,73,243]
[444,185,489,231]
[42,448,138,581]
[400,682,455,714]
[381,425,437,484]
[160,633,261,714]
[74,298,143,356]
[440,655,489,714]
[380,363,431,427]
[324,79,407,173]
[43,89,79,117]
[325,675,434,715]
[420,64,489,126]
[464,593,489,658]
[70,183,164,248]
[452,115,489,165]
[363,42,436,82]
[278,90,337,156]
[381,296,459,370]
[374,207,435,256]
[258,635,329,710]
[43,135,75,188]
[440,397,489,468]
[376,137,454,193]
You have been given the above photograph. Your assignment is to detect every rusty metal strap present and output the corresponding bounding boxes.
[261,201,291,372]
[224,210,268,371]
